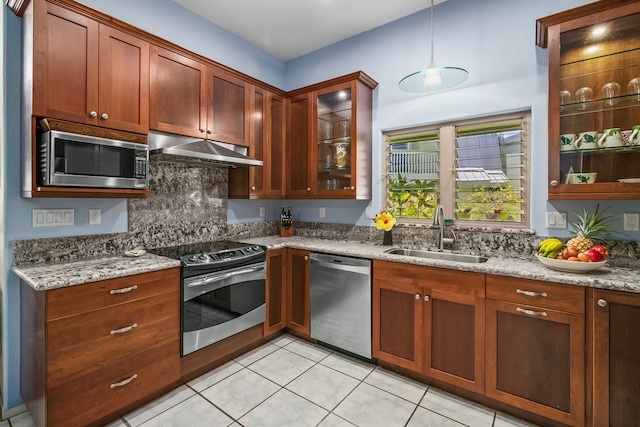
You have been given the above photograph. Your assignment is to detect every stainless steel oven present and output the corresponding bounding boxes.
[150,241,266,356]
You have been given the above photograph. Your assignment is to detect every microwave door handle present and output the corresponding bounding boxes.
[187,265,265,288]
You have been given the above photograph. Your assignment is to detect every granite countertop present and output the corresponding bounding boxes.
[13,236,640,294]
[13,253,181,291]
[240,236,640,295]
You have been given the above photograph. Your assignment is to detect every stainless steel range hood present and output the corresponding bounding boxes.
[148,131,263,167]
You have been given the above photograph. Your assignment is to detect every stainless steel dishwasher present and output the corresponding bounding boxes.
[310,253,372,359]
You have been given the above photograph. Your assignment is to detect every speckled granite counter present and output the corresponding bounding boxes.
[13,236,639,294]
[13,253,181,291]
[239,236,640,295]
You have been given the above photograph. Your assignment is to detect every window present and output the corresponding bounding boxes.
[385,112,530,227]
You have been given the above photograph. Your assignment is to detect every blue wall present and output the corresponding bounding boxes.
[3,0,639,412]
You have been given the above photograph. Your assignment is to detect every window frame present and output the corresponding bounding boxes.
[383,111,531,228]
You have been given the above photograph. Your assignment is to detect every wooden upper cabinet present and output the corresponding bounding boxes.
[286,72,377,200]
[266,93,286,197]
[149,45,208,138]
[228,87,286,199]
[31,1,99,125]
[286,93,312,197]
[538,1,640,199]
[150,47,250,145]
[31,1,149,134]
[208,69,251,146]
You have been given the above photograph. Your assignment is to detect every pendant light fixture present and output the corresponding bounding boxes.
[399,0,468,93]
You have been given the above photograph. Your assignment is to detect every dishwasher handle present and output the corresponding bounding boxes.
[310,256,370,275]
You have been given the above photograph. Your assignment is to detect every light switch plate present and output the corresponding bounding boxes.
[546,212,567,228]
[33,209,74,227]
[259,207,265,218]
[319,207,326,218]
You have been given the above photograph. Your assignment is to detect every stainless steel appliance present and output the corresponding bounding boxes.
[148,130,263,167]
[150,241,266,356]
[39,130,148,189]
[310,253,372,359]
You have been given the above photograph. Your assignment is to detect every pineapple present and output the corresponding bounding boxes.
[566,204,616,252]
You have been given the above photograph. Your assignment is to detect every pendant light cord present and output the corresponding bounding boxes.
[430,0,435,64]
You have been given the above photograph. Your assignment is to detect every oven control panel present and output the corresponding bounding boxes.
[181,245,265,267]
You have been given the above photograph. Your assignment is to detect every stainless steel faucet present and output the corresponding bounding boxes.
[433,205,455,251]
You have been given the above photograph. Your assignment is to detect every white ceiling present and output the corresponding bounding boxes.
[174,0,446,61]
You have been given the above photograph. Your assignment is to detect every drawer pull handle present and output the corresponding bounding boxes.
[110,374,138,389]
[110,285,138,295]
[516,307,547,317]
[110,323,138,335]
[516,289,548,298]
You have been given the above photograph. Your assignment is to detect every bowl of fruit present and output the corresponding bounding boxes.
[536,205,612,273]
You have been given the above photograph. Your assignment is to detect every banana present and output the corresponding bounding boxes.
[545,241,565,258]
[538,238,563,256]
[538,238,564,257]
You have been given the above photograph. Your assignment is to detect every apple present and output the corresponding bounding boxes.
[584,248,603,262]
[566,247,579,258]
[591,245,610,260]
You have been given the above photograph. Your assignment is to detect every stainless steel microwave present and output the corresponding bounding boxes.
[40,130,148,190]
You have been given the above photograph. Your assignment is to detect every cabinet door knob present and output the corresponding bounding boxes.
[199,129,205,133]
[207,130,212,134]
[251,186,256,191]
[304,256,309,261]
[306,187,311,192]
[350,186,355,190]
[550,180,558,187]
[597,298,607,307]
[101,113,108,120]
[415,294,421,300]
[89,111,97,118]
[424,295,430,302]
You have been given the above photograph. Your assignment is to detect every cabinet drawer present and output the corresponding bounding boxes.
[46,267,179,320]
[47,290,179,383]
[486,275,584,314]
[47,340,179,427]
[374,260,484,296]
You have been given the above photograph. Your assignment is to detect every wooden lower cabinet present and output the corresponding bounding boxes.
[286,248,310,335]
[486,275,585,427]
[588,288,640,426]
[20,268,181,427]
[373,261,485,394]
[265,249,286,334]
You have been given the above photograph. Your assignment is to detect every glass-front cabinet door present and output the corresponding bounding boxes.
[539,2,640,199]
[316,83,354,197]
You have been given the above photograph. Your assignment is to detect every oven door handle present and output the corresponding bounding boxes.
[186,265,265,288]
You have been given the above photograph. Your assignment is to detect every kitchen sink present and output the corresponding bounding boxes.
[384,248,489,263]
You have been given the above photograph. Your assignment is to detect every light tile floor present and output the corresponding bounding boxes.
[7,334,539,427]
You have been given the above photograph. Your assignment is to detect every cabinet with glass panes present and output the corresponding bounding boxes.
[286,72,377,199]
[538,1,640,200]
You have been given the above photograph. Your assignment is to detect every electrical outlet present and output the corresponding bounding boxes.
[89,208,101,225]
[259,206,265,218]
[546,212,567,228]
[365,207,373,219]
[624,213,640,231]
[319,207,325,218]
